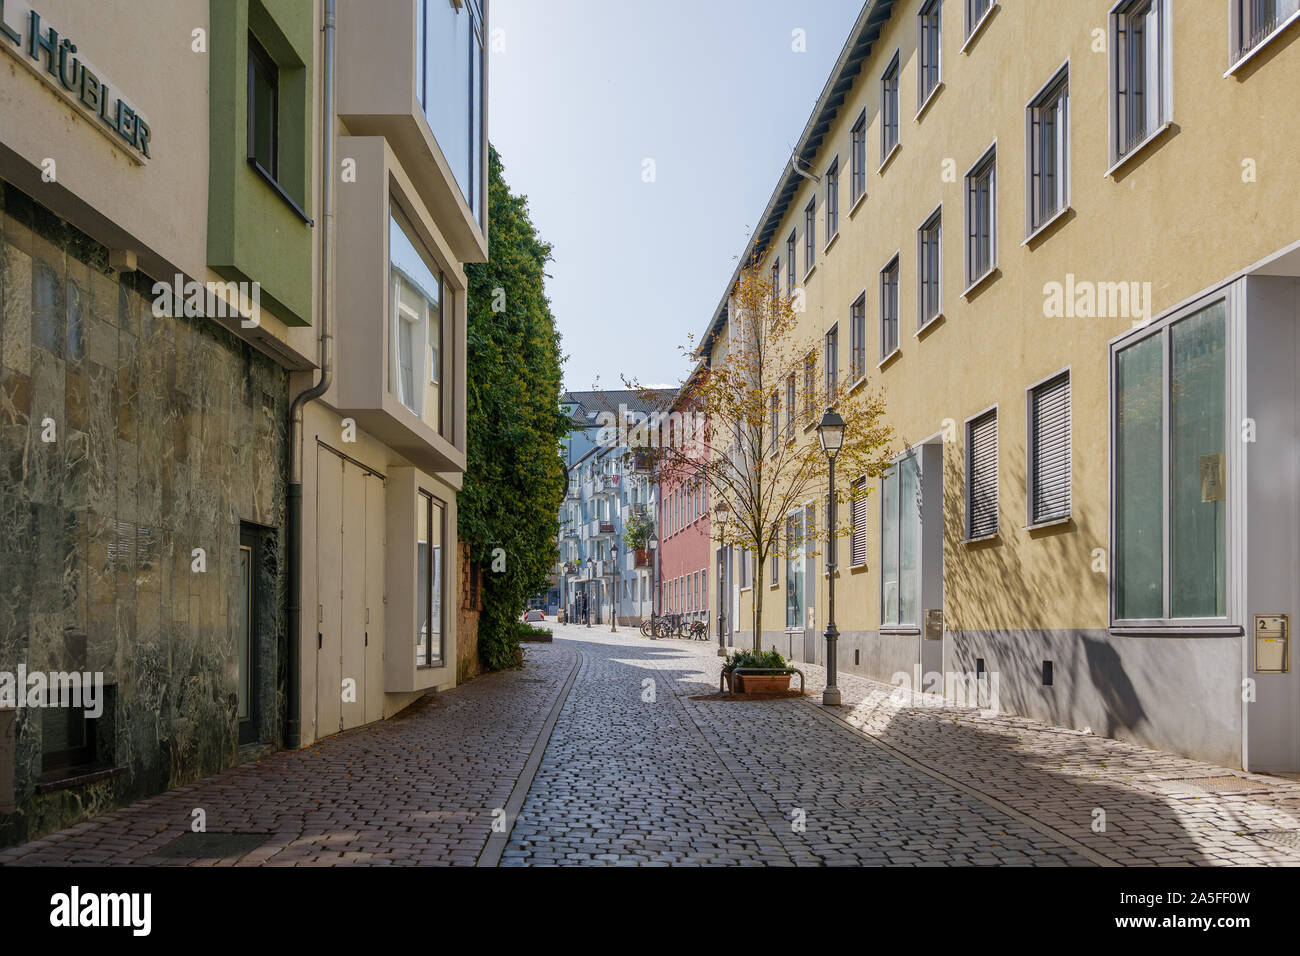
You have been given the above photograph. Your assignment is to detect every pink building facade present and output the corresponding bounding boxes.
[657,466,710,633]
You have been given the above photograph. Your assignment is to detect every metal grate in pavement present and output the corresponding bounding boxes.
[151,832,273,859]
[1159,775,1273,795]
[1249,829,1300,849]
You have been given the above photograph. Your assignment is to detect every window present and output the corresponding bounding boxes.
[785,511,805,629]
[850,478,868,567]
[850,110,867,204]
[247,34,278,179]
[804,199,816,275]
[770,526,780,586]
[1028,67,1069,232]
[785,374,796,441]
[918,0,942,107]
[965,409,999,540]
[825,325,839,402]
[1232,0,1300,63]
[1028,372,1071,525]
[850,293,867,381]
[787,232,797,289]
[803,352,817,422]
[418,0,486,223]
[966,0,993,37]
[389,205,445,431]
[417,491,444,666]
[1110,0,1170,163]
[1114,299,1227,622]
[881,455,920,626]
[770,392,780,454]
[880,256,900,358]
[881,52,900,161]
[771,261,780,303]
[965,147,996,288]
[825,159,840,239]
[917,208,942,327]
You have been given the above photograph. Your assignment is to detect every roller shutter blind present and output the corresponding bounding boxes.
[850,479,868,566]
[966,410,999,539]
[1030,373,1071,524]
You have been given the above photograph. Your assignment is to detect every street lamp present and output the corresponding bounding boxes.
[610,544,619,632]
[647,529,658,640]
[817,407,846,707]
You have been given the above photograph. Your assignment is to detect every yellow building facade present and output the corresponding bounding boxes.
[707,0,1300,770]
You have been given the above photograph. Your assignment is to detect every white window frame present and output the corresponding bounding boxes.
[916,205,942,333]
[1107,0,1173,171]
[803,198,817,279]
[880,51,901,166]
[917,0,943,113]
[879,254,901,361]
[1025,63,1070,239]
[1025,367,1072,528]
[1228,0,1300,74]
[849,290,868,382]
[825,156,840,243]
[963,144,997,293]
[964,405,999,542]
[849,109,868,207]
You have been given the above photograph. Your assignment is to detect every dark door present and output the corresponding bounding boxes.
[237,527,263,746]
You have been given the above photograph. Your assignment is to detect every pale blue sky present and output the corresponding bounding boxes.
[488,0,863,393]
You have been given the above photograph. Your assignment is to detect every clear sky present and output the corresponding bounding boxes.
[488,0,864,393]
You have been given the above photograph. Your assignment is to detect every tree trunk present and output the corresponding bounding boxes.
[753,556,764,652]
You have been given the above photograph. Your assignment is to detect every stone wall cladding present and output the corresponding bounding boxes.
[0,182,290,846]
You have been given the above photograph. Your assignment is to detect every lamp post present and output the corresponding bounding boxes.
[609,544,619,632]
[647,529,658,639]
[816,407,846,707]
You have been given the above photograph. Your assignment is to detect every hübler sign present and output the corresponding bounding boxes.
[0,0,152,162]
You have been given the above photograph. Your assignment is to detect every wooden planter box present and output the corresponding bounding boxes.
[731,673,792,695]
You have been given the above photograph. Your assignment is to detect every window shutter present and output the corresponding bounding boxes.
[966,411,998,539]
[850,480,868,567]
[1031,374,1071,524]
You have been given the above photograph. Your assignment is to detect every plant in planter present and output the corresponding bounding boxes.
[722,648,792,695]
[622,510,654,565]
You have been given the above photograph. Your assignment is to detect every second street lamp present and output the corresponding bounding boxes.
[816,407,846,708]
[609,544,619,632]
[647,529,658,640]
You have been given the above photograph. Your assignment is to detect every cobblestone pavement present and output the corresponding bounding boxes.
[0,642,577,866]
[523,625,1300,867]
[4,622,1300,866]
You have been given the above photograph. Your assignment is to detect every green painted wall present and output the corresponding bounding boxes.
[207,0,314,326]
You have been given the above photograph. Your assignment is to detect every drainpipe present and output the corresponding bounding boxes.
[286,0,336,749]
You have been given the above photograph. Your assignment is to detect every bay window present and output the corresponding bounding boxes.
[389,205,445,432]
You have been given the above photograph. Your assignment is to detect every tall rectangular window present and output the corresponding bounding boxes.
[785,511,805,630]
[850,293,867,381]
[787,232,797,289]
[785,374,796,441]
[247,34,279,179]
[826,159,840,238]
[881,455,920,626]
[918,0,942,106]
[1028,67,1069,232]
[804,200,817,274]
[1232,0,1300,63]
[880,256,900,358]
[850,111,867,204]
[771,261,780,303]
[917,208,942,327]
[967,0,993,37]
[1111,0,1169,161]
[771,525,780,586]
[1115,300,1227,621]
[419,0,486,222]
[770,392,780,454]
[825,324,839,403]
[965,148,996,287]
[803,352,817,423]
[390,205,445,431]
[966,409,999,540]
[881,52,900,161]
[850,477,868,567]
[416,491,444,667]
[1029,372,1071,525]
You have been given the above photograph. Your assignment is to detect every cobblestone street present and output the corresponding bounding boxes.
[3,622,1300,867]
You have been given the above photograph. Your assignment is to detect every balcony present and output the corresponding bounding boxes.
[633,549,653,569]
[588,520,616,537]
